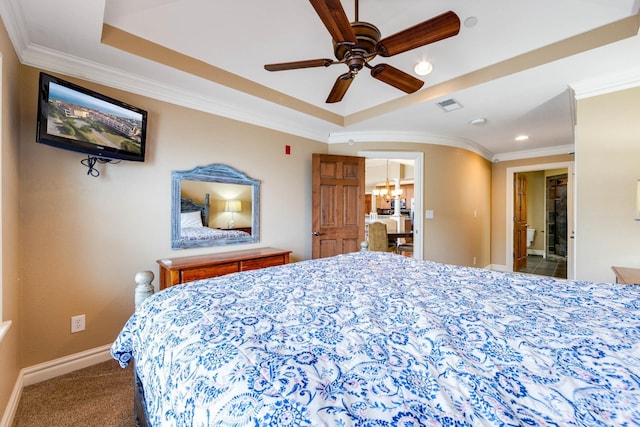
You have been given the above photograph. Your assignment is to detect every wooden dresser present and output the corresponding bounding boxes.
[611,266,640,285]
[157,247,291,290]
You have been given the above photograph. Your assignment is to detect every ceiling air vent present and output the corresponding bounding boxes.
[437,98,463,112]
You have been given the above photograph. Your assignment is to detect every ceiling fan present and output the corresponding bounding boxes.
[264,0,461,103]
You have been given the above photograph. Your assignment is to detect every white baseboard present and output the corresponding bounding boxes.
[22,344,113,386]
[527,249,545,257]
[0,371,23,427]
[1,344,113,427]
[490,264,509,272]
[0,321,11,346]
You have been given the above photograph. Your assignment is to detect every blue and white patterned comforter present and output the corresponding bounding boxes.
[180,226,250,242]
[111,251,640,426]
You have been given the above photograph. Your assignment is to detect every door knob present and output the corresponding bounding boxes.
[313,231,322,236]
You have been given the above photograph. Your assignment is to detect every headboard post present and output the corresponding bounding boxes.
[203,193,210,227]
[134,271,155,309]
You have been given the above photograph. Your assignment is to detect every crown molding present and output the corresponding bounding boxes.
[0,0,29,57]
[330,130,574,164]
[328,130,495,160]
[2,0,586,159]
[17,42,332,143]
[10,42,581,162]
[0,0,332,143]
[571,65,640,99]
[492,144,575,163]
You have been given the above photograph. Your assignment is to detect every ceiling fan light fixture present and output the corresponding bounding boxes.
[414,60,433,76]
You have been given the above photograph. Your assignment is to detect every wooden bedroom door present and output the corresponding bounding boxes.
[312,153,365,259]
[514,174,528,270]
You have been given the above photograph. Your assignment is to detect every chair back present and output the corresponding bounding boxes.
[368,221,390,252]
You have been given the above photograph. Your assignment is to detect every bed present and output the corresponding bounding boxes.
[111,251,640,426]
[180,194,250,242]
[181,194,211,227]
[180,223,250,242]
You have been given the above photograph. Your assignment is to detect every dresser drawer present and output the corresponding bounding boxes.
[241,255,286,271]
[182,262,239,282]
[157,248,291,290]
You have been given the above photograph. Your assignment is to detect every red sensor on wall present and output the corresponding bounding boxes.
[285,145,291,155]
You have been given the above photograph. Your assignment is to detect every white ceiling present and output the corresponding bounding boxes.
[3,0,640,160]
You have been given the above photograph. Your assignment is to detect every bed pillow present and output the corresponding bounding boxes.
[180,211,203,228]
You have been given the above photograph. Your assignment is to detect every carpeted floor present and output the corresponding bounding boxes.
[12,360,133,427]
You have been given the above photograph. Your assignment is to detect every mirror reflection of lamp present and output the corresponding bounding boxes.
[224,200,242,228]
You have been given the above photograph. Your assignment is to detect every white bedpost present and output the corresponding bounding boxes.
[134,271,155,308]
[360,241,369,251]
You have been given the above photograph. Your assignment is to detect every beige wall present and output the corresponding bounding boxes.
[18,66,327,367]
[575,86,640,282]
[491,154,575,268]
[330,142,492,267]
[0,15,22,421]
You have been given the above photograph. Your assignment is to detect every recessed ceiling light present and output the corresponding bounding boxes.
[414,60,433,76]
[470,118,487,125]
[515,135,529,141]
[464,16,478,28]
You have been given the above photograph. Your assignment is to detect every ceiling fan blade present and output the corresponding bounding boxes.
[265,59,335,72]
[376,11,460,57]
[309,0,357,45]
[326,73,354,103]
[370,64,424,94]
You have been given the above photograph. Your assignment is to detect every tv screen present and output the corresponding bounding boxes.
[36,73,148,162]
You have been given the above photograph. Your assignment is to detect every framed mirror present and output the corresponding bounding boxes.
[171,164,260,249]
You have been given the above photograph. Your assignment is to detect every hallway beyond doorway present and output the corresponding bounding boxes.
[506,161,574,279]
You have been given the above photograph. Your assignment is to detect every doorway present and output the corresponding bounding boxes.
[546,174,568,258]
[506,162,574,279]
[359,151,424,260]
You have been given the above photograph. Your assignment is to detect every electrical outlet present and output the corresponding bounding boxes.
[71,315,85,333]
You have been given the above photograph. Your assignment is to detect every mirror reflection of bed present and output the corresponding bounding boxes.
[179,181,253,244]
[171,164,260,249]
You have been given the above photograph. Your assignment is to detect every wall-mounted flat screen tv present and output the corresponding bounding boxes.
[36,72,148,162]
